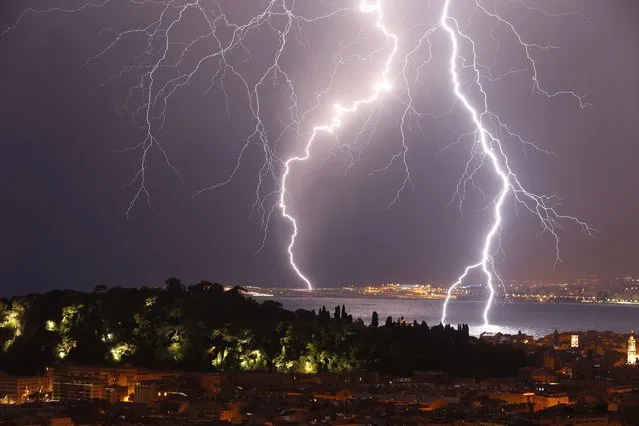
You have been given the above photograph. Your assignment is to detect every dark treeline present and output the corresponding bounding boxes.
[0,279,527,377]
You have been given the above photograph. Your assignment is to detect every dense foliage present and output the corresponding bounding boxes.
[0,279,527,377]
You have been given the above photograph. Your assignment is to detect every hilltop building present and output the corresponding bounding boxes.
[628,334,637,365]
[571,334,579,348]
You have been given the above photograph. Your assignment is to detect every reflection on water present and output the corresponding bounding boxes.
[256,296,639,338]
[475,323,511,334]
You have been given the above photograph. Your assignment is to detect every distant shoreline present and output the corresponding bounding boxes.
[253,294,639,307]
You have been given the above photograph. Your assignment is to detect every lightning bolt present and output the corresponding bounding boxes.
[2,0,407,292]
[3,1,593,313]
[439,0,594,326]
[279,0,400,290]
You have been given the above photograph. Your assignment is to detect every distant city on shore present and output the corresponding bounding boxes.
[241,274,639,305]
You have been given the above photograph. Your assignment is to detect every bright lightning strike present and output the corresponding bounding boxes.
[439,0,594,326]
[279,0,399,290]
[2,0,593,313]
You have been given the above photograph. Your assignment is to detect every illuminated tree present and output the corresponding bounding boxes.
[0,279,528,377]
[1,299,27,351]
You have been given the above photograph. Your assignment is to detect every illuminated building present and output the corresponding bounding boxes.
[571,334,579,348]
[53,376,105,401]
[52,364,180,394]
[134,380,159,405]
[487,391,568,412]
[0,373,52,404]
[48,419,75,426]
[200,373,222,394]
[628,334,637,365]
[531,368,557,384]
[104,385,128,403]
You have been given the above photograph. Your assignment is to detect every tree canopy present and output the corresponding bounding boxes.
[0,281,527,377]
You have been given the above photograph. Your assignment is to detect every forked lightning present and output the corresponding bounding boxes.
[438,0,593,325]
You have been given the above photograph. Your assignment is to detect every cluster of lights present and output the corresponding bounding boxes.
[362,283,446,299]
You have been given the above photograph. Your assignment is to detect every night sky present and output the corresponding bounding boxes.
[0,1,637,295]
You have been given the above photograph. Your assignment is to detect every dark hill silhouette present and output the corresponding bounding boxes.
[0,280,527,377]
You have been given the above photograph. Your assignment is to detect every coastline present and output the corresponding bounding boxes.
[252,293,639,307]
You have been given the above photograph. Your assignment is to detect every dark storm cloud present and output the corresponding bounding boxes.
[0,1,637,295]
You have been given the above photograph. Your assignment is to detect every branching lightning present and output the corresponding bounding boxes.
[438,0,594,326]
[278,0,399,290]
[3,0,593,321]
